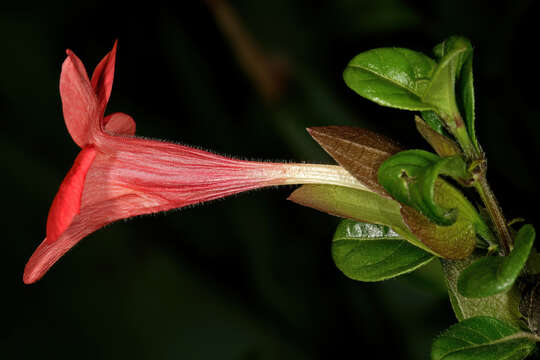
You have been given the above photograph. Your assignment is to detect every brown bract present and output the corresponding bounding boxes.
[307,126,401,197]
[414,116,461,157]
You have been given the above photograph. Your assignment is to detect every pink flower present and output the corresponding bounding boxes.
[23,42,366,284]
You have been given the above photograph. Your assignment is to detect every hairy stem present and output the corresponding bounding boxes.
[474,176,512,255]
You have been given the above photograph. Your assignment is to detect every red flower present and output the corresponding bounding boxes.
[23,42,366,284]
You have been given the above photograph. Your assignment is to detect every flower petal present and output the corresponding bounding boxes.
[60,50,101,147]
[23,192,154,284]
[91,40,117,116]
[46,146,97,245]
[104,112,136,136]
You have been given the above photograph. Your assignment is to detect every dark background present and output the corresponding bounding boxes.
[1,0,539,359]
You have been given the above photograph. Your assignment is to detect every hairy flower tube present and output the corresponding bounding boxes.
[23,42,367,284]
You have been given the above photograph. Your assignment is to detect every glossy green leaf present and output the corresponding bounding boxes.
[415,115,461,157]
[431,316,537,360]
[343,47,436,110]
[288,184,435,254]
[332,219,434,282]
[424,37,473,122]
[457,224,536,298]
[307,126,401,196]
[378,149,469,226]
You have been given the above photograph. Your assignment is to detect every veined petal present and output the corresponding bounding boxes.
[91,41,117,116]
[25,134,366,284]
[60,50,101,147]
[23,192,149,285]
[46,146,97,245]
[104,112,136,136]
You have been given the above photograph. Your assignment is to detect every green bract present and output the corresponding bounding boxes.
[287,184,434,254]
[377,149,469,226]
[457,224,536,298]
[431,316,537,360]
[332,220,434,282]
[415,116,461,157]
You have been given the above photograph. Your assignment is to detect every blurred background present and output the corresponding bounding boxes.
[1,0,539,358]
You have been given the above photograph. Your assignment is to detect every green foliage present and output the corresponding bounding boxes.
[398,180,477,259]
[377,149,469,226]
[421,110,447,134]
[431,316,537,360]
[457,224,536,298]
[457,51,478,151]
[424,37,472,124]
[344,36,479,158]
[332,219,434,281]
[343,48,437,111]
[287,184,435,253]
[415,115,461,157]
[441,257,523,328]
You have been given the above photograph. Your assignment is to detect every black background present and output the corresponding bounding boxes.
[1,1,539,359]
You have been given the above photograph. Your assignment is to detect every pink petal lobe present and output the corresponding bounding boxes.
[103,112,136,135]
[91,40,117,115]
[45,146,97,245]
[60,50,101,147]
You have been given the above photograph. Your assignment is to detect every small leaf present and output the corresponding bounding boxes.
[421,110,447,134]
[288,184,434,253]
[457,224,536,298]
[307,126,401,196]
[431,316,537,360]
[378,149,469,226]
[343,48,436,111]
[423,37,472,123]
[332,219,434,282]
[415,115,461,157]
[457,53,480,151]
[441,257,523,328]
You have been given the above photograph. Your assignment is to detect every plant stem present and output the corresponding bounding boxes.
[453,122,482,160]
[204,0,287,104]
[474,175,512,255]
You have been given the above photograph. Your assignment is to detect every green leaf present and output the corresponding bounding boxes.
[457,224,536,298]
[441,257,523,328]
[288,184,435,254]
[431,316,537,360]
[400,180,479,259]
[457,53,479,151]
[421,110,447,134]
[332,219,434,281]
[343,47,437,111]
[423,36,472,124]
[307,126,401,196]
[377,149,469,226]
[415,115,461,158]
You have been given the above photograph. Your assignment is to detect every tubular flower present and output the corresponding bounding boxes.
[23,42,368,284]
